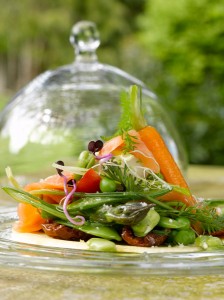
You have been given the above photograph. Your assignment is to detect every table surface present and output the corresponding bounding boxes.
[0,165,224,300]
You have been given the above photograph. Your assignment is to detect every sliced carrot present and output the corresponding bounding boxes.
[99,135,124,156]
[24,182,43,192]
[25,172,74,191]
[42,172,74,189]
[24,172,74,204]
[139,126,196,206]
[99,132,159,173]
[13,203,45,233]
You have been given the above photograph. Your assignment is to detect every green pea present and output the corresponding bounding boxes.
[174,229,196,245]
[158,216,191,229]
[195,235,223,250]
[168,229,178,241]
[87,238,117,252]
[100,177,117,192]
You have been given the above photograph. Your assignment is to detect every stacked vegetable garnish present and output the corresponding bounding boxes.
[3,85,224,252]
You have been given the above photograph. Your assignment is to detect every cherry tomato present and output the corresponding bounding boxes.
[76,169,101,193]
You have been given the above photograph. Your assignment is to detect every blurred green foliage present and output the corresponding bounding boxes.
[0,0,223,165]
[137,0,224,165]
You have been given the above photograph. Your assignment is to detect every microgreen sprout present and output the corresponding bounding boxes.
[55,161,85,225]
[55,160,69,195]
[88,140,113,163]
[62,179,85,226]
[88,140,104,153]
[55,160,64,176]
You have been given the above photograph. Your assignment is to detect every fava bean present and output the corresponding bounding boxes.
[132,209,160,237]
[174,229,196,245]
[87,238,117,252]
[195,235,223,250]
[158,216,191,230]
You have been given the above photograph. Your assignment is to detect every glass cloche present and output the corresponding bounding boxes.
[0,21,187,183]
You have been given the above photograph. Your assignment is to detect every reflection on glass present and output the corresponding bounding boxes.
[0,21,187,181]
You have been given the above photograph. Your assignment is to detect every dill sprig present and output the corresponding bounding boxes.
[120,130,138,153]
[117,85,146,132]
[116,86,147,152]
[102,86,147,150]
[156,203,224,234]
[101,158,171,192]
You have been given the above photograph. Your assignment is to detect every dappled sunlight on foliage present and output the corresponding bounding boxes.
[0,0,223,165]
[137,0,224,165]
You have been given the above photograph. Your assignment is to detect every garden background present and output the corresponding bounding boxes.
[0,0,223,165]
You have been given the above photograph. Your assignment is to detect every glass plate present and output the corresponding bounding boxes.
[1,207,224,276]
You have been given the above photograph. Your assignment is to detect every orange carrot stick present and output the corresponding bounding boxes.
[139,126,196,206]
[128,130,160,173]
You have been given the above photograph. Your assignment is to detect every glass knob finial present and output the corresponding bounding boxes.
[70,21,100,61]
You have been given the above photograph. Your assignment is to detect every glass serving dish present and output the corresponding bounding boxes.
[0,21,186,183]
[1,208,224,276]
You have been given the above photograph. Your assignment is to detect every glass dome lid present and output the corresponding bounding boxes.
[0,21,187,180]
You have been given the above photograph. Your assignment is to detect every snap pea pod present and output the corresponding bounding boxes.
[2,187,67,220]
[57,220,122,241]
[72,188,171,199]
[30,189,65,196]
[68,189,171,213]
[73,151,96,180]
